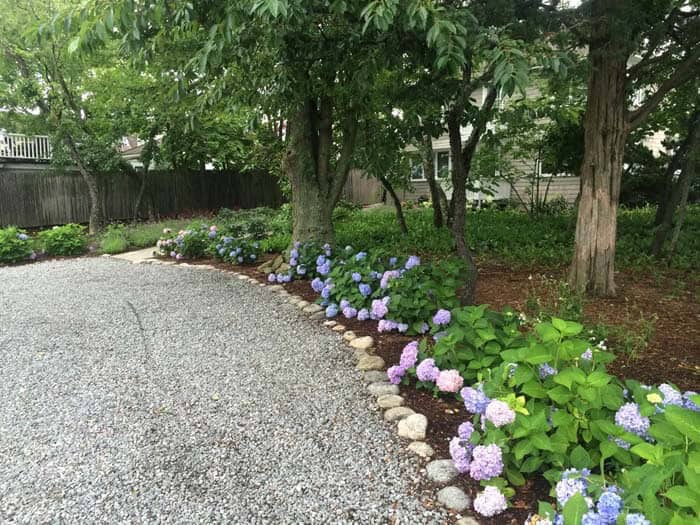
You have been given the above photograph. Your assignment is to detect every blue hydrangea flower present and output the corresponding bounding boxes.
[658,384,683,406]
[469,444,503,480]
[555,469,590,507]
[432,309,451,326]
[311,278,324,293]
[325,304,338,318]
[17,233,29,241]
[389,256,397,266]
[268,273,276,283]
[321,286,332,299]
[296,265,306,275]
[625,514,650,525]
[208,230,217,239]
[359,283,371,297]
[683,391,699,411]
[351,272,362,282]
[289,258,297,267]
[316,255,326,266]
[461,385,490,414]
[539,363,558,379]
[596,488,622,524]
[290,249,299,259]
[357,308,370,321]
[317,261,331,275]
[355,251,367,261]
[615,403,650,437]
[582,512,603,525]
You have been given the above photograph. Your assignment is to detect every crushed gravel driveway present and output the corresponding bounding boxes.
[0,258,449,524]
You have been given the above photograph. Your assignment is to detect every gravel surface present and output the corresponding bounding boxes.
[0,259,449,524]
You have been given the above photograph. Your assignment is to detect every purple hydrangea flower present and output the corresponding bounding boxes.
[316,255,326,266]
[340,299,350,309]
[683,391,699,411]
[399,341,419,369]
[419,322,429,334]
[397,323,409,333]
[170,251,177,258]
[416,358,439,382]
[317,261,331,275]
[469,444,503,480]
[342,307,357,319]
[355,251,366,261]
[461,385,489,414]
[596,488,622,525]
[208,230,217,239]
[473,486,507,517]
[658,384,683,406]
[449,437,472,473]
[296,265,306,275]
[357,308,370,321]
[539,363,558,379]
[289,257,298,266]
[432,309,451,326]
[625,514,650,525]
[484,399,516,427]
[294,241,301,248]
[359,283,372,297]
[268,273,276,283]
[405,255,421,270]
[389,256,397,266]
[582,348,593,360]
[378,319,398,332]
[370,298,388,319]
[321,286,332,299]
[555,469,590,506]
[311,278,325,293]
[290,249,298,259]
[351,272,362,282]
[380,270,400,289]
[457,421,474,440]
[615,403,650,437]
[387,365,405,385]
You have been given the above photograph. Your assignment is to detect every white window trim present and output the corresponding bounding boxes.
[410,150,451,181]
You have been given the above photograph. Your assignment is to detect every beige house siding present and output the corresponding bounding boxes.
[510,176,580,205]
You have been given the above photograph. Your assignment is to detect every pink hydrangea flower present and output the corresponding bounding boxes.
[436,369,464,393]
[484,399,516,427]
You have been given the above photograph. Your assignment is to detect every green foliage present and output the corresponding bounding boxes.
[0,226,33,263]
[385,259,466,335]
[37,224,88,256]
[423,305,524,383]
[99,224,130,254]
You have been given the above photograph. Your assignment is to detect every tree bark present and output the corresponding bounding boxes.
[63,134,103,234]
[284,101,357,243]
[568,33,629,296]
[379,175,408,234]
[447,111,478,304]
[652,109,700,256]
[420,134,448,227]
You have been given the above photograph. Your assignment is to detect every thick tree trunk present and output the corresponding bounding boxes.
[568,40,629,296]
[652,109,700,256]
[284,101,357,243]
[379,175,408,234]
[447,112,478,305]
[421,134,448,228]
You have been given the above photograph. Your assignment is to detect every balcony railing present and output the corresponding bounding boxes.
[0,133,52,162]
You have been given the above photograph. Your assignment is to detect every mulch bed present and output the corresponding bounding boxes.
[187,256,699,524]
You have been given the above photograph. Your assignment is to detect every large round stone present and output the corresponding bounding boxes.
[397,413,427,440]
[425,459,459,484]
[437,486,470,511]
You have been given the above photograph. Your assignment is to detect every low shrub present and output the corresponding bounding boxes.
[0,226,34,263]
[37,223,87,256]
[100,224,130,254]
[213,236,260,265]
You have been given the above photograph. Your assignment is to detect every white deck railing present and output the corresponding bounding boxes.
[0,133,52,161]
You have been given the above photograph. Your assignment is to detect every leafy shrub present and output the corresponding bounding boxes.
[99,224,130,254]
[157,224,214,260]
[37,223,88,256]
[213,237,260,265]
[0,226,34,263]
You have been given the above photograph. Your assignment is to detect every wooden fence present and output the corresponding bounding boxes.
[0,163,284,228]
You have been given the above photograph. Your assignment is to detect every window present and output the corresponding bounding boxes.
[410,157,424,180]
[436,151,450,179]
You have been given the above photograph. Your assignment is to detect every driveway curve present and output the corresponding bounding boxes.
[0,259,448,524]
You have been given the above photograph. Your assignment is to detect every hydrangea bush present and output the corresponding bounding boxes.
[37,223,87,256]
[0,226,35,263]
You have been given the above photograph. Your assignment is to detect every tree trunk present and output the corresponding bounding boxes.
[421,134,448,227]
[134,169,148,221]
[379,175,408,234]
[63,134,104,234]
[568,39,629,296]
[447,111,478,305]
[652,109,700,256]
[284,101,357,243]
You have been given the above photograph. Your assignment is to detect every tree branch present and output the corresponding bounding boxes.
[627,46,700,129]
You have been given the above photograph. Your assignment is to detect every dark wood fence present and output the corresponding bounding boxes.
[0,163,284,228]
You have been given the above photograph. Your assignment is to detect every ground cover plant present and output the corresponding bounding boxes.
[0,226,35,263]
